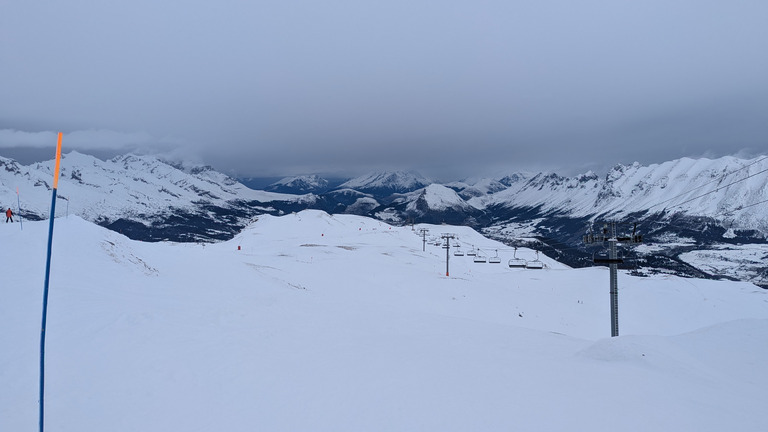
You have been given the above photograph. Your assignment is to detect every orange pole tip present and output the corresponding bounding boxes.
[52,132,63,189]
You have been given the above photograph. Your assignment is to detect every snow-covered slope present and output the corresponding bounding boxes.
[445,177,508,199]
[338,170,432,195]
[405,183,479,213]
[2,212,767,431]
[0,152,304,224]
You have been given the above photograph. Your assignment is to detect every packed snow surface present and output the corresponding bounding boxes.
[2,211,767,431]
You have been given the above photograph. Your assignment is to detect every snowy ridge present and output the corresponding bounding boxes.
[338,170,431,194]
[405,184,479,213]
[2,212,767,431]
[0,152,305,223]
[266,174,330,193]
[445,177,507,199]
[470,156,768,232]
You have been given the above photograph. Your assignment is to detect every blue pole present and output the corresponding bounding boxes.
[40,132,62,432]
[40,189,57,432]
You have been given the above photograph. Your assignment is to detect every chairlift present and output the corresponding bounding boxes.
[525,250,544,270]
[473,250,487,263]
[454,244,464,257]
[508,247,527,268]
[466,247,477,257]
[489,249,501,264]
[526,260,544,270]
[593,250,609,264]
[592,249,624,266]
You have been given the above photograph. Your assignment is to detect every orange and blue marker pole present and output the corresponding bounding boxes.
[40,132,62,432]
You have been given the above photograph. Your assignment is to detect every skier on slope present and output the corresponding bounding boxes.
[5,208,13,223]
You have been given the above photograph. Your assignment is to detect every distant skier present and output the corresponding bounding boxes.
[5,208,13,223]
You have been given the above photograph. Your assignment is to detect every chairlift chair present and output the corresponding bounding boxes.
[466,247,477,257]
[593,250,609,264]
[454,244,464,256]
[489,249,501,264]
[592,249,625,267]
[525,260,544,270]
[473,250,487,263]
[525,250,544,270]
[508,247,526,268]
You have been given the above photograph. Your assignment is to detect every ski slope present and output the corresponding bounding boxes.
[2,211,767,431]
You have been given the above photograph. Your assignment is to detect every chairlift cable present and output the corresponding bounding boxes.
[667,165,768,210]
[637,156,768,229]
[714,197,768,218]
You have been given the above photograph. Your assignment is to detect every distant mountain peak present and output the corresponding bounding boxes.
[338,170,431,194]
[497,172,530,187]
[266,175,330,194]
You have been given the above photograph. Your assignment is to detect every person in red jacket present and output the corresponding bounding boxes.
[5,208,13,223]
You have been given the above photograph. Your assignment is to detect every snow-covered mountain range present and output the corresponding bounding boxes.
[261,156,768,235]
[468,156,768,233]
[0,152,309,240]
[2,152,767,285]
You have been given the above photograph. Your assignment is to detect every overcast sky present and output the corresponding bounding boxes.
[2,1,766,179]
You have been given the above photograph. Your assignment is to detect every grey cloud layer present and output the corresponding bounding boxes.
[2,0,766,177]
